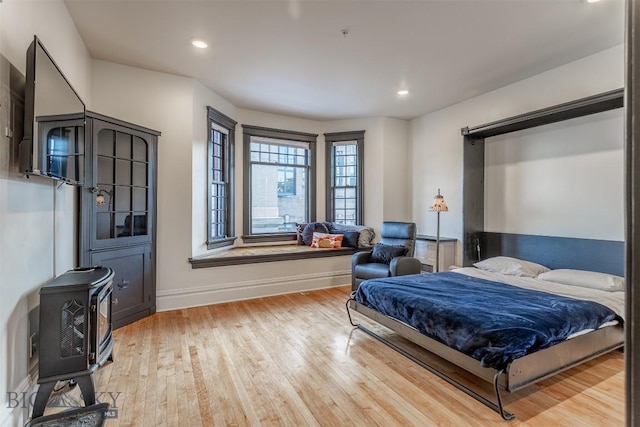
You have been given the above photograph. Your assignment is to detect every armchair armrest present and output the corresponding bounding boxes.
[389,256,422,277]
[351,250,372,291]
[351,250,372,268]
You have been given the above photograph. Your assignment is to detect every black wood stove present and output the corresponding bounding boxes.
[32,266,115,419]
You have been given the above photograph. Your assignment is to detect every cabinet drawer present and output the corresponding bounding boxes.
[415,239,457,271]
[415,241,436,260]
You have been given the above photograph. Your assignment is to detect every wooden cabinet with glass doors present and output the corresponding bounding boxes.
[79,112,160,328]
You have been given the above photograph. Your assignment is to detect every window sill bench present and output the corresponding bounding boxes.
[189,245,359,269]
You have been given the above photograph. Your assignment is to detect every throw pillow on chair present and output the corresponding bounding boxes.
[370,243,408,264]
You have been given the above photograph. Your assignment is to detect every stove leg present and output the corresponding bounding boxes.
[31,381,56,419]
[31,374,96,419]
[75,374,96,406]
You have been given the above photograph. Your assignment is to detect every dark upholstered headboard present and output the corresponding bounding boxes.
[481,232,624,277]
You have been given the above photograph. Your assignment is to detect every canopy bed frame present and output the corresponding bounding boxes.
[347,88,625,420]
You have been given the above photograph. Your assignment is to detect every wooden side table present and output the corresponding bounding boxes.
[414,235,457,273]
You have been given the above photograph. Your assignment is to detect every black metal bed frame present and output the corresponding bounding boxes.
[345,293,624,421]
[345,297,514,421]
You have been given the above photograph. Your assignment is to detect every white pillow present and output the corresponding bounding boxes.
[537,269,625,292]
[473,256,550,278]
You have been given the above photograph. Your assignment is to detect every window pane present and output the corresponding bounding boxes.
[96,213,113,239]
[131,214,147,236]
[114,186,131,212]
[132,162,147,187]
[251,164,306,234]
[97,157,114,185]
[132,136,147,162]
[328,139,361,224]
[115,213,130,237]
[115,159,131,185]
[95,185,113,213]
[210,181,226,239]
[116,132,131,159]
[97,130,114,156]
[277,167,296,197]
[133,187,147,211]
[207,110,235,244]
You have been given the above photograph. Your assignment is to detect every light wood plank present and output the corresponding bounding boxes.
[45,285,622,426]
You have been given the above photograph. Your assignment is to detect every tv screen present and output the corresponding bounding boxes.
[20,36,86,185]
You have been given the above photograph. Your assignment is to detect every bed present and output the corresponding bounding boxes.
[346,243,625,420]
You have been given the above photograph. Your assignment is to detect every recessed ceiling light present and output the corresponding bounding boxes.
[191,39,208,49]
[397,90,409,96]
[586,0,602,3]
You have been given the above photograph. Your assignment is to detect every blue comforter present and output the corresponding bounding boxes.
[354,272,621,370]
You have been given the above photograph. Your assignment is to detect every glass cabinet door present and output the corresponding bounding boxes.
[80,114,158,329]
[95,128,149,241]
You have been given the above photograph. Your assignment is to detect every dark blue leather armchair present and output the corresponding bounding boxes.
[351,221,422,291]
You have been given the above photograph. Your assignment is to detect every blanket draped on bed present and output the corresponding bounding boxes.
[354,272,621,370]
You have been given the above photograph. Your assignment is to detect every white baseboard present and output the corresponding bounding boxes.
[0,373,38,427]
[157,270,351,311]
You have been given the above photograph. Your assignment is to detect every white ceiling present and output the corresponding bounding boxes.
[64,0,625,121]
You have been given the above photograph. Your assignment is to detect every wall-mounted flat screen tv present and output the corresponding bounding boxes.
[19,35,85,185]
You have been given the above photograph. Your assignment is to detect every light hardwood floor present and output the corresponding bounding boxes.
[56,285,624,426]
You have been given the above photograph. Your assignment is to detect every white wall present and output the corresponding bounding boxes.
[0,1,92,425]
[485,109,623,240]
[382,117,411,222]
[410,44,624,263]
